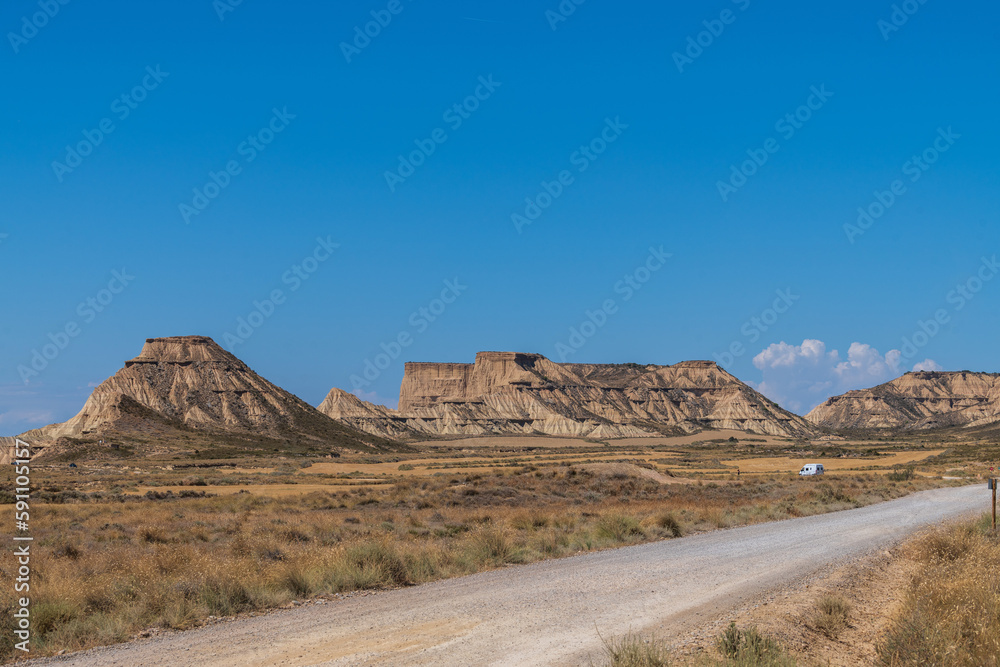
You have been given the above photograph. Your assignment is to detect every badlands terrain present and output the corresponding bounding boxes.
[0,337,396,465]
[808,369,1000,431]
[320,352,813,439]
[4,335,1000,664]
[9,336,1000,465]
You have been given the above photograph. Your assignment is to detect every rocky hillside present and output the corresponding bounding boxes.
[806,370,1000,431]
[4,336,396,463]
[317,388,415,439]
[320,351,814,439]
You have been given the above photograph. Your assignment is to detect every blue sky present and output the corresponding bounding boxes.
[1,0,998,434]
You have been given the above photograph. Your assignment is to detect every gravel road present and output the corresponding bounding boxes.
[31,485,982,666]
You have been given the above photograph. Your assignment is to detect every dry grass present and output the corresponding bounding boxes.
[812,595,851,638]
[719,450,945,474]
[0,462,948,661]
[596,624,794,667]
[298,445,943,479]
[877,515,1000,666]
[656,512,684,538]
[598,631,672,666]
[714,623,795,667]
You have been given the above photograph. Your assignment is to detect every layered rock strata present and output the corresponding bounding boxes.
[321,352,814,439]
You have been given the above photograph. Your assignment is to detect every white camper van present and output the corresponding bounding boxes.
[798,464,824,476]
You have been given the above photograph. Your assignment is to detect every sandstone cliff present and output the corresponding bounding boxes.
[317,389,416,439]
[320,352,814,439]
[806,370,1000,431]
[4,336,395,463]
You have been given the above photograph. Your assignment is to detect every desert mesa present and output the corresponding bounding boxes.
[5,335,1000,463]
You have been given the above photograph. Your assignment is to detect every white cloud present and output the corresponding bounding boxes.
[752,339,940,414]
[753,339,830,369]
[912,359,944,372]
[832,342,901,385]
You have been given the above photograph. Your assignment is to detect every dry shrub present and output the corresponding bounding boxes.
[596,514,644,542]
[139,525,170,544]
[510,511,550,531]
[467,526,515,565]
[343,540,410,587]
[702,508,730,529]
[199,576,257,616]
[887,467,915,482]
[280,527,311,543]
[813,594,851,638]
[716,623,794,666]
[879,517,1000,666]
[33,600,80,635]
[0,604,19,660]
[909,525,976,563]
[52,542,83,560]
[283,566,318,597]
[598,631,671,667]
[655,512,683,538]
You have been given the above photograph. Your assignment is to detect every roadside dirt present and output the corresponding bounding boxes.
[667,544,918,665]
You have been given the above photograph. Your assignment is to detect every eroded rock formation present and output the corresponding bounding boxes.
[4,336,394,463]
[320,352,814,439]
[807,370,1000,431]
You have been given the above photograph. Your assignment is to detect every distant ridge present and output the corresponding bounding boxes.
[807,370,1000,431]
